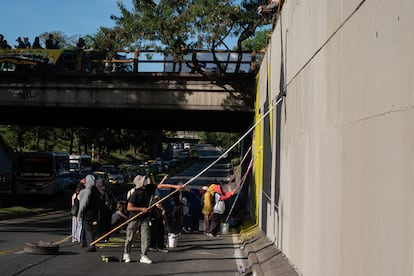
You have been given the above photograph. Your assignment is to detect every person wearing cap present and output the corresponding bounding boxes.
[123,174,182,264]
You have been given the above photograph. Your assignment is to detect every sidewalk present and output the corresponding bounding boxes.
[88,224,300,276]
[239,226,300,276]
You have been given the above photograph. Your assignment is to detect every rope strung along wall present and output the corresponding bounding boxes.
[225,157,255,224]
[90,96,283,246]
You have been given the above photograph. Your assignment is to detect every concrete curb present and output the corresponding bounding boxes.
[240,226,300,276]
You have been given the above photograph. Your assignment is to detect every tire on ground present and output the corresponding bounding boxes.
[24,242,59,255]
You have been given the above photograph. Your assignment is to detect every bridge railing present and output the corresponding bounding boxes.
[0,48,263,74]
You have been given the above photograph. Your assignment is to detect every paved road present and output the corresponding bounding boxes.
[169,144,234,188]
[0,144,249,276]
[0,144,297,276]
[0,210,249,276]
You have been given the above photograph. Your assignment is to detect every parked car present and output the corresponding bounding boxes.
[93,171,110,186]
[151,158,164,173]
[108,170,125,185]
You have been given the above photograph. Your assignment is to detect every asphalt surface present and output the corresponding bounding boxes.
[1,144,299,275]
[0,209,298,276]
[1,213,247,276]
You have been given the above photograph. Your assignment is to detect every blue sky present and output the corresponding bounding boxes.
[0,0,242,49]
[0,0,131,46]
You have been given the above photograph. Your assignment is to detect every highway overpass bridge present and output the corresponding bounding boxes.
[0,49,258,132]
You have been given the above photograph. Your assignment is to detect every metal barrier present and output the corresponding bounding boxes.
[0,48,263,74]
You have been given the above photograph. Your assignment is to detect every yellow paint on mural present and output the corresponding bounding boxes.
[253,73,264,222]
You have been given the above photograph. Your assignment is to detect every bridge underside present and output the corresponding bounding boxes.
[0,72,255,132]
[0,105,253,133]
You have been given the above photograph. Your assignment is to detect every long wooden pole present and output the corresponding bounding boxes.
[90,175,169,246]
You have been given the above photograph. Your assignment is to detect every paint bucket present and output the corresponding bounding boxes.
[220,222,229,235]
[168,233,178,248]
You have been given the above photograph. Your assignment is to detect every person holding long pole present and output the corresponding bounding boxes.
[122,174,182,264]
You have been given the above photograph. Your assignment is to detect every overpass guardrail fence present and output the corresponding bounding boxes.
[0,48,263,74]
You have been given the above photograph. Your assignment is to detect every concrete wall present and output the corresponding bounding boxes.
[254,1,414,275]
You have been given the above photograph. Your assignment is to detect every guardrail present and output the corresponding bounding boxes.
[0,48,263,74]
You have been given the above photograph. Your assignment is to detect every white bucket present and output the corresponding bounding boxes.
[168,233,178,248]
[220,222,229,235]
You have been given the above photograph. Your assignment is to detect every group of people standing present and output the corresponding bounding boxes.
[168,179,238,237]
[0,33,58,49]
[1,33,86,50]
[70,172,238,264]
[71,174,118,252]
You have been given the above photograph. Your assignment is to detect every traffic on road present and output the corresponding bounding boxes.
[0,144,249,275]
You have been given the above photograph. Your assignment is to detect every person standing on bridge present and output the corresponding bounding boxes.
[45,33,59,49]
[123,174,182,264]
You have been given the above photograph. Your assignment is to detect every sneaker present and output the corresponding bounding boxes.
[182,227,190,234]
[140,255,152,264]
[123,253,131,263]
[157,248,168,253]
[206,233,215,238]
[148,247,157,252]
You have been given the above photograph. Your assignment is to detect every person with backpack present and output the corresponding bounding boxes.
[123,174,183,264]
[205,182,237,238]
[201,184,216,235]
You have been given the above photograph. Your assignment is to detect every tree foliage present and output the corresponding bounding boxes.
[241,28,271,51]
[92,0,268,73]
[0,125,239,163]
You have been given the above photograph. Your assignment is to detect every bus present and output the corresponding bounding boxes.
[14,152,70,195]
[69,154,92,173]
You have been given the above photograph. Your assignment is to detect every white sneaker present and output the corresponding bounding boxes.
[140,255,152,264]
[123,253,130,263]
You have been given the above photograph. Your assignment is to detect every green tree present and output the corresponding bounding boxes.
[100,0,268,73]
[199,131,240,159]
[241,28,271,51]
